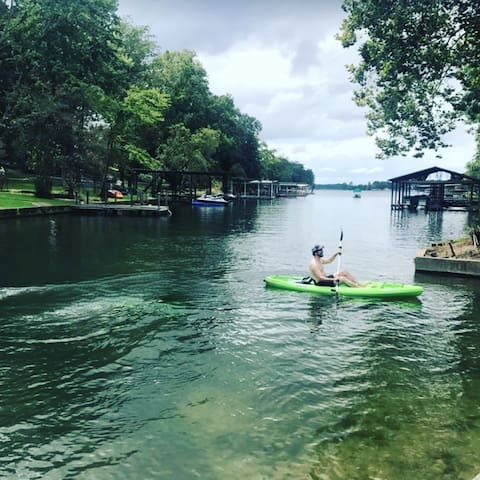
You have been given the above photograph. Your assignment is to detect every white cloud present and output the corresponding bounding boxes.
[201,41,297,98]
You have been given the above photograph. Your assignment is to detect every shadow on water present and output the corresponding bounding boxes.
[306,295,338,332]
[0,203,263,288]
[415,270,480,289]
[303,286,424,338]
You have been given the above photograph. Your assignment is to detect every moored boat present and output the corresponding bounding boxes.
[192,194,229,206]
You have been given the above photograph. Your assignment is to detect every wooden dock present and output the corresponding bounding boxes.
[72,203,171,217]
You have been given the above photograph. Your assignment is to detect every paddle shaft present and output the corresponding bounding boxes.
[336,229,343,275]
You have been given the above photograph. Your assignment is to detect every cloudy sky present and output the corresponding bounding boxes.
[117,0,476,184]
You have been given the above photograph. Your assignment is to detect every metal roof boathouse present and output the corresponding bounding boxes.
[389,166,480,211]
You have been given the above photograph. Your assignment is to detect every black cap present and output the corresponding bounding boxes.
[312,245,324,256]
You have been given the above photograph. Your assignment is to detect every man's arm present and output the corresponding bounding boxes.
[322,252,339,264]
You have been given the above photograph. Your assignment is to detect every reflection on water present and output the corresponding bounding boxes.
[1,191,480,479]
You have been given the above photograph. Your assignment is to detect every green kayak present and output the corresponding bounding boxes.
[264,275,423,298]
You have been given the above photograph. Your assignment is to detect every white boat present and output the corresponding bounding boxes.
[192,194,229,206]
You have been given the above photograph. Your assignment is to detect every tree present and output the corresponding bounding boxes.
[338,0,480,160]
[88,18,170,189]
[148,52,263,179]
[0,2,15,134]
[157,123,221,172]
[466,128,480,178]
[208,94,262,177]
[93,85,169,197]
[259,142,314,184]
[1,1,311,193]
[116,20,157,87]
[156,123,221,194]
[2,0,125,196]
[149,50,211,132]
[259,142,278,179]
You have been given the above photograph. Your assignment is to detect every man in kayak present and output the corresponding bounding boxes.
[308,244,362,287]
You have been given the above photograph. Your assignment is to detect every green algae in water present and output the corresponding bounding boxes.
[312,387,480,479]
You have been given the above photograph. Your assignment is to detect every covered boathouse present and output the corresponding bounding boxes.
[389,166,480,211]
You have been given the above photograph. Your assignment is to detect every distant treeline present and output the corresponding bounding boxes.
[315,181,391,190]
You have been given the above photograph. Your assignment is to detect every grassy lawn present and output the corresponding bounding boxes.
[0,170,138,209]
[0,170,85,208]
[0,191,73,209]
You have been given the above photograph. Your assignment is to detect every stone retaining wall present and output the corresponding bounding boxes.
[0,206,72,219]
[415,249,480,277]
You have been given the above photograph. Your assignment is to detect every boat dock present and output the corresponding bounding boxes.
[0,205,72,219]
[71,203,171,217]
[389,166,480,211]
[0,203,171,219]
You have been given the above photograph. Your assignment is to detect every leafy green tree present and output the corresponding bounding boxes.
[156,123,221,193]
[149,52,262,178]
[259,142,278,179]
[0,2,14,136]
[339,0,480,160]
[208,94,262,177]
[116,20,157,87]
[149,50,211,132]
[466,128,480,178]
[87,18,169,190]
[2,0,125,196]
[1,0,313,194]
[157,123,221,171]
[94,85,169,196]
[230,111,262,178]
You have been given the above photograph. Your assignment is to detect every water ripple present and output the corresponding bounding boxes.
[1,197,480,479]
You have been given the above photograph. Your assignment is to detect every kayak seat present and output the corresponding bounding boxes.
[301,276,336,287]
[301,276,314,284]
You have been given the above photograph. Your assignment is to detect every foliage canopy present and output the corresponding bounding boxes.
[0,0,314,196]
[339,0,480,163]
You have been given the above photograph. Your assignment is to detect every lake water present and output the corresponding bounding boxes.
[1,190,480,479]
